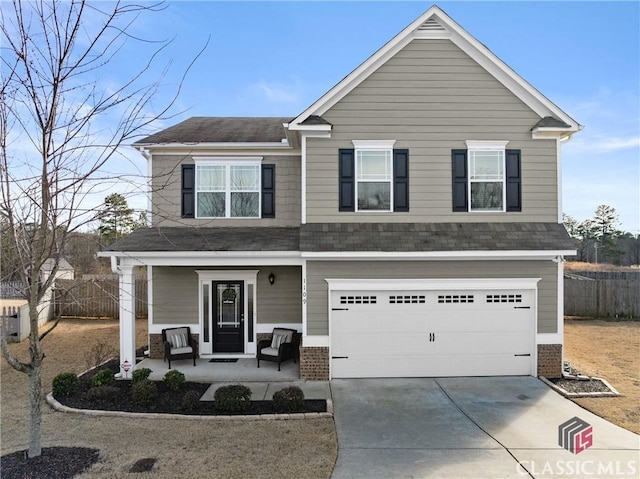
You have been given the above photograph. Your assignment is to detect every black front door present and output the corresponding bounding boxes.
[213,281,244,353]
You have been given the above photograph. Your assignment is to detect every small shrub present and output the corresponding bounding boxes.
[87,385,119,401]
[132,368,152,383]
[132,379,158,406]
[91,368,114,388]
[84,341,116,371]
[52,372,78,397]
[163,370,186,391]
[214,384,252,414]
[272,386,305,413]
[181,390,201,411]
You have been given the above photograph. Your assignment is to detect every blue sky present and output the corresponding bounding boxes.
[112,1,639,233]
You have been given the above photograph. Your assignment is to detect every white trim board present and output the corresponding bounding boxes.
[325,278,541,291]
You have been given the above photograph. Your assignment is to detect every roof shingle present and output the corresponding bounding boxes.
[299,223,575,252]
[105,223,575,254]
[134,117,291,145]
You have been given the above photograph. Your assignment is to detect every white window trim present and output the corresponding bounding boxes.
[352,140,396,213]
[194,157,263,219]
[465,140,509,213]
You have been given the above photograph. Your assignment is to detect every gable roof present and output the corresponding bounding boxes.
[134,117,291,145]
[289,5,581,138]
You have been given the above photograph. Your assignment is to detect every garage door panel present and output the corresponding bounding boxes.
[330,287,534,378]
[423,353,532,377]
[432,331,531,355]
[332,313,428,333]
[332,332,427,356]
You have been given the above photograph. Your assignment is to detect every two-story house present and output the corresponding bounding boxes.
[101,5,580,380]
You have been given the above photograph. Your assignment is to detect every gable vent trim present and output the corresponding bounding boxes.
[415,17,450,38]
[418,18,445,31]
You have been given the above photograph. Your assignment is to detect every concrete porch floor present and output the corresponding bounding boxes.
[134,357,331,401]
[136,357,300,383]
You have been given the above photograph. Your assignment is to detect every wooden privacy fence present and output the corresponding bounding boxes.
[564,277,640,319]
[55,278,148,318]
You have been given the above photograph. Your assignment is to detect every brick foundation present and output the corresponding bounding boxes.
[299,346,330,380]
[537,344,562,378]
[149,332,199,360]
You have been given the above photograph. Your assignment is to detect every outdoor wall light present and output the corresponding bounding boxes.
[268,272,275,285]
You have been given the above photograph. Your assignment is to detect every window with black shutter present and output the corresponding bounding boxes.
[452,143,521,213]
[338,145,409,212]
[181,160,276,218]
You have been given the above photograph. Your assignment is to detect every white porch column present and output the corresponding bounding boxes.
[117,264,136,379]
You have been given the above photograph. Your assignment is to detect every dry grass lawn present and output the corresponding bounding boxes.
[563,318,640,434]
[1,318,337,478]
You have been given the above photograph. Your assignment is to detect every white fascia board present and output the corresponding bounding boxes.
[326,277,541,291]
[97,251,304,267]
[136,142,292,149]
[137,143,299,157]
[532,128,581,141]
[286,123,332,132]
[289,6,581,135]
[302,250,577,261]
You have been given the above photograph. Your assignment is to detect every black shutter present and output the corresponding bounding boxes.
[451,149,468,212]
[338,149,355,212]
[181,164,195,218]
[261,164,276,218]
[393,149,409,212]
[505,149,522,212]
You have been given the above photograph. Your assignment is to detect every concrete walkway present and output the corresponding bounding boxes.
[201,380,331,401]
[330,377,640,478]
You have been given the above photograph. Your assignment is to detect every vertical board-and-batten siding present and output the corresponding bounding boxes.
[305,260,558,336]
[152,266,301,325]
[305,39,558,223]
[151,154,301,227]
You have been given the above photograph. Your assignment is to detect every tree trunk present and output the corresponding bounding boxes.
[28,365,42,458]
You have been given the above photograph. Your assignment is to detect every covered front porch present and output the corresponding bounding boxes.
[97,226,305,379]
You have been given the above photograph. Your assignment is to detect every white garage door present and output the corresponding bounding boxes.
[330,286,535,378]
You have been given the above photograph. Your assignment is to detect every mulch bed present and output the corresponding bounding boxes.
[547,377,613,394]
[54,360,326,416]
[1,447,100,479]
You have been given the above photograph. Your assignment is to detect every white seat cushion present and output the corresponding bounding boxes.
[170,346,193,355]
[260,347,279,357]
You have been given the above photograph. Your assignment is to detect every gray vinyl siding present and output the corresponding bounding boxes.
[152,266,301,325]
[153,267,199,325]
[306,260,558,335]
[256,266,302,324]
[306,39,558,223]
[151,154,301,227]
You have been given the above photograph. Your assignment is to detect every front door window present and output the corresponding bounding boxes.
[213,281,244,353]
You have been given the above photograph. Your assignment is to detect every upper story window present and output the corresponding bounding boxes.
[353,140,396,212]
[452,142,521,214]
[195,159,261,218]
[467,141,508,212]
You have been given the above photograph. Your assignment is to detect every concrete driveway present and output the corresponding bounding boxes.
[330,377,639,478]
